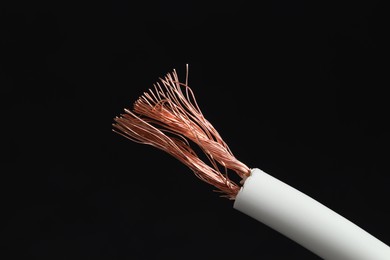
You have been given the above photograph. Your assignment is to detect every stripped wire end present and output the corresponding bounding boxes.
[113,65,250,199]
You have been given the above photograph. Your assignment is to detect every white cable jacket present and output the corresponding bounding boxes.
[233,168,390,260]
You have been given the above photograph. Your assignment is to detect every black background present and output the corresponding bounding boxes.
[1,1,389,259]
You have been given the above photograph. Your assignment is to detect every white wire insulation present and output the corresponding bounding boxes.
[233,168,390,260]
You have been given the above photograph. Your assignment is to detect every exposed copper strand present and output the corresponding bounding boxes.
[112,66,250,199]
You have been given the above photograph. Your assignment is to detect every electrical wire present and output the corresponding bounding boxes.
[112,65,390,259]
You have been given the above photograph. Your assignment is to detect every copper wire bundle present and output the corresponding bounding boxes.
[113,65,250,199]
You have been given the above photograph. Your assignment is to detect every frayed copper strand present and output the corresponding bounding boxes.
[112,65,250,199]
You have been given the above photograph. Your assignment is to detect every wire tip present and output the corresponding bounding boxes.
[113,66,249,199]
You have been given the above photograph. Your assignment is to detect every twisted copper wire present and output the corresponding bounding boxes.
[112,66,250,199]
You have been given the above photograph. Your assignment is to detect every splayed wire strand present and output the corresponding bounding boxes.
[113,65,250,199]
